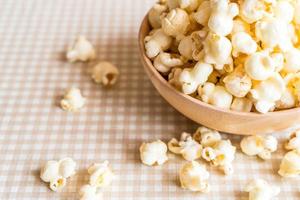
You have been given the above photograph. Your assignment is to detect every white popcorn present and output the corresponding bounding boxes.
[211,140,236,175]
[278,149,300,177]
[148,3,168,29]
[231,18,251,35]
[283,48,300,73]
[202,147,217,162]
[274,0,294,23]
[40,158,76,192]
[179,61,213,94]
[66,36,96,62]
[244,51,275,81]
[153,52,184,73]
[285,130,300,151]
[223,67,252,98]
[240,135,278,160]
[231,32,257,57]
[275,89,296,109]
[168,132,202,161]
[208,0,239,36]
[60,88,86,112]
[140,140,168,166]
[178,0,200,12]
[162,8,190,37]
[271,53,284,72]
[79,185,103,200]
[90,62,119,86]
[193,126,221,147]
[168,67,183,90]
[294,1,300,25]
[203,33,232,70]
[255,17,292,51]
[244,179,280,200]
[88,161,115,188]
[179,161,210,192]
[285,72,300,103]
[199,83,233,109]
[240,0,265,23]
[178,36,194,60]
[231,97,253,112]
[144,29,173,59]
[193,1,211,26]
[250,73,285,113]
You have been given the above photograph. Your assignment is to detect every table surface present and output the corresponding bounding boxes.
[0,0,299,199]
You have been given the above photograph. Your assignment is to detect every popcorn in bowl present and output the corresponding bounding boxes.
[144,0,300,113]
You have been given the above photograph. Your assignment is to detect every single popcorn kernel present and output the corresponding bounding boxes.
[79,184,103,200]
[285,130,300,151]
[60,88,86,112]
[278,149,300,177]
[244,179,280,200]
[90,61,119,86]
[179,61,213,94]
[144,29,173,59]
[231,97,253,112]
[66,36,96,62]
[154,52,184,73]
[140,140,168,166]
[240,135,278,160]
[40,158,76,192]
[193,126,221,147]
[168,132,202,161]
[179,161,210,192]
[88,161,115,188]
[148,2,168,29]
[208,0,239,36]
[162,8,190,37]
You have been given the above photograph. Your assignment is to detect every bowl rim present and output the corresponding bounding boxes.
[138,14,300,118]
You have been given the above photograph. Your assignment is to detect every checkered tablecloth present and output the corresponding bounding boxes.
[0,0,299,199]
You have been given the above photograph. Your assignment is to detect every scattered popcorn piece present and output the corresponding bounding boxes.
[193,126,221,147]
[162,8,190,37]
[223,67,252,98]
[285,130,300,151]
[79,184,103,200]
[40,158,76,192]
[244,179,280,200]
[168,132,202,161]
[203,33,232,70]
[179,161,210,192]
[88,161,115,188]
[193,1,211,26]
[140,140,168,166]
[60,88,86,112]
[66,36,96,62]
[198,83,233,109]
[148,2,168,29]
[211,140,236,175]
[250,73,285,113]
[208,0,239,36]
[231,32,257,57]
[153,52,184,73]
[179,61,213,94]
[90,61,120,86]
[231,97,253,112]
[278,149,300,177]
[144,29,173,59]
[201,146,216,162]
[240,135,278,160]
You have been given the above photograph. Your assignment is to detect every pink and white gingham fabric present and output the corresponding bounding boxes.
[0,0,299,199]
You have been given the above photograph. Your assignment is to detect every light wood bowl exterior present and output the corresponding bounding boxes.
[138,15,300,135]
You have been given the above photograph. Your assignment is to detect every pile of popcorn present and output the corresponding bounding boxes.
[139,126,300,200]
[145,0,300,113]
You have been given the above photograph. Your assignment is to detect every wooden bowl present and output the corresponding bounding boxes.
[138,15,300,135]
